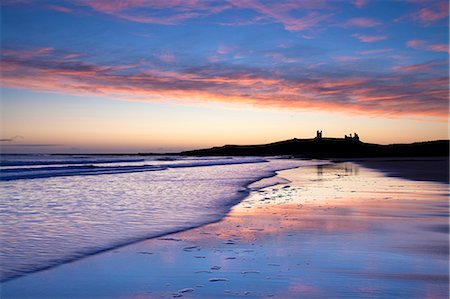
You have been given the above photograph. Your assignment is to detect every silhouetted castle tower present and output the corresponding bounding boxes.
[345,132,360,142]
[315,130,360,141]
[315,130,322,140]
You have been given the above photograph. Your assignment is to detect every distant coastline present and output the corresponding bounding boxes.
[169,134,449,184]
[9,133,448,158]
[175,138,449,158]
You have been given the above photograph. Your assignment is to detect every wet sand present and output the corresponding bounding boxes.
[2,162,449,298]
[350,156,449,184]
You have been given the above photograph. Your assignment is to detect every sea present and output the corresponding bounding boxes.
[0,154,328,282]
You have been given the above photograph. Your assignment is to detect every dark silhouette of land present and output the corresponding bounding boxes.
[45,132,449,183]
[177,138,449,158]
[173,132,449,183]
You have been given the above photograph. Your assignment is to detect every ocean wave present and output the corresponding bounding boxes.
[0,158,268,181]
[0,157,330,282]
[0,157,146,167]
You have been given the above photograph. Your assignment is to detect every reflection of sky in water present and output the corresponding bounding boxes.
[2,163,448,298]
[1,158,319,281]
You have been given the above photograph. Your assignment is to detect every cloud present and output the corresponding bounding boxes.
[0,47,448,118]
[407,39,450,53]
[414,1,449,24]
[353,0,366,8]
[392,60,447,72]
[217,45,232,55]
[417,7,448,22]
[346,17,380,27]
[406,39,424,48]
[352,34,387,43]
[396,1,449,25]
[0,135,24,142]
[428,44,450,53]
[1,47,54,60]
[54,0,231,25]
[0,0,352,33]
[227,0,333,31]
[23,0,334,31]
[47,4,72,13]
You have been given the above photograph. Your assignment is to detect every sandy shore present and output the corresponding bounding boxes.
[350,156,449,184]
[2,161,449,298]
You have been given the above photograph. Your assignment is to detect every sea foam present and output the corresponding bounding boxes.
[0,155,328,281]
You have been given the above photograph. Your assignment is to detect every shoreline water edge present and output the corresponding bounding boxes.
[0,156,330,282]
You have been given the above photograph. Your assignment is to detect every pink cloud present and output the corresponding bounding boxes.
[47,5,72,13]
[347,17,380,27]
[5,0,335,32]
[352,34,387,43]
[353,0,366,8]
[406,39,424,48]
[416,1,449,23]
[77,0,231,25]
[227,0,333,31]
[396,1,449,25]
[428,44,450,53]
[392,61,444,72]
[64,53,82,59]
[407,39,449,53]
[2,47,54,60]
[0,47,448,118]
[76,0,328,30]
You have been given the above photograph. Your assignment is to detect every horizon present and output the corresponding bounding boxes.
[1,133,448,155]
[1,0,449,153]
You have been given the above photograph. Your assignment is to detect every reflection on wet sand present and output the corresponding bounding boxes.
[2,163,448,298]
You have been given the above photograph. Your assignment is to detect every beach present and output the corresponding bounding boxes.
[2,160,448,298]
[3,0,449,297]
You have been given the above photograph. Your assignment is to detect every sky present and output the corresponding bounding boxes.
[0,0,449,153]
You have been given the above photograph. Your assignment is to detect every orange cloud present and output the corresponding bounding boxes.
[1,48,448,119]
